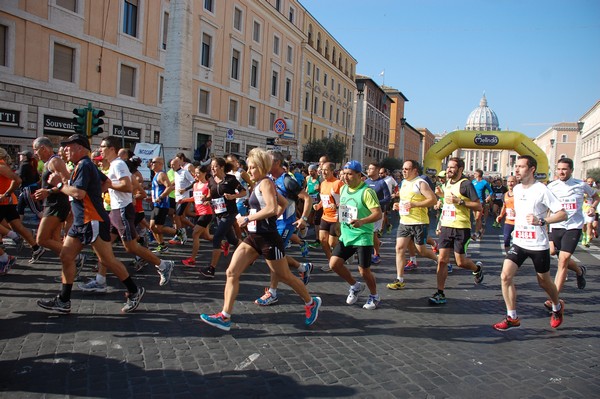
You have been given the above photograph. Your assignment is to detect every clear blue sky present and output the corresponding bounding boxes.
[299,0,600,138]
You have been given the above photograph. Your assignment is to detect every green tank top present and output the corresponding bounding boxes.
[339,182,374,246]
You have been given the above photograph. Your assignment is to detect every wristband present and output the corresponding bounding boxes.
[56,182,64,191]
[301,216,308,222]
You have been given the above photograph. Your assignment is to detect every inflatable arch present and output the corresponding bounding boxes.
[423,130,549,181]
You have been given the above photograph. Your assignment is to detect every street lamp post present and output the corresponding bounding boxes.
[352,80,365,164]
[549,138,555,180]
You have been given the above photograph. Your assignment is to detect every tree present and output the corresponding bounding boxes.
[585,168,600,182]
[381,157,403,172]
[302,137,346,164]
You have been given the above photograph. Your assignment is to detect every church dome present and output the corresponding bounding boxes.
[465,94,500,131]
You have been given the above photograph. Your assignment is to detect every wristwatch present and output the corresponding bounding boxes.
[301,216,308,222]
[56,182,64,191]
[458,199,465,206]
[539,218,546,226]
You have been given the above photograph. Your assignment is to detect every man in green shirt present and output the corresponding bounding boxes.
[328,160,382,310]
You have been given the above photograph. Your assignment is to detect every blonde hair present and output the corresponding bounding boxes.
[247,147,272,177]
[0,148,12,165]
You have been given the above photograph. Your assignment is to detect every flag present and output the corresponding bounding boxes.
[379,70,385,77]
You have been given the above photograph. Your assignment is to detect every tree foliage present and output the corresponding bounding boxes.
[586,168,600,182]
[302,137,346,164]
[381,157,404,172]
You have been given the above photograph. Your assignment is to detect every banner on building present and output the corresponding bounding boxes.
[134,142,162,181]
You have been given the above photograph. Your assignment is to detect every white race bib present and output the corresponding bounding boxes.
[339,204,357,224]
[441,204,456,222]
[514,224,537,243]
[247,209,257,233]
[398,200,410,216]
[193,190,205,205]
[211,197,227,214]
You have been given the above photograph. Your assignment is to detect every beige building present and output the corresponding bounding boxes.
[534,122,579,180]
[575,100,600,179]
[416,127,435,164]
[382,86,407,160]
[299,13,356,162]
[0,0,356,163]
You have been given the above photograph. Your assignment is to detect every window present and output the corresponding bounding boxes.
[201,33,212,68]
[275,0,281,12]
[288,7,295,23]
[304,92,309,111]
[329,105,333,121]
[53,43,74,82]
[336,108,339,124]
[162,12,169,50]
[315,67,320,82]
[273,35,280,56]
[313,98,318,113]
[204,0,214,12]
[269,112,276,130]
[158,75,164,103]
[331,78,334,90]
[322,101,326,118]
[119,64,136,96]
[229,99,238,122]
[562,134,567,143]
[285,78,291,102]
[307,61,311,76]
[199,89,210,114]
[56,0,77,12]
[271,71,278,96]
[253,21,261,42]
[250,59,259,88]
[231,49,240,80]
[286,45,293,64]
[123,0,138,37]
[248,105,256,127]
[233,7,243,31]
[0,25,7,67]
[323,73,327,87]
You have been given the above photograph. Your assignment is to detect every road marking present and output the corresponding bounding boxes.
[234,353,260,370]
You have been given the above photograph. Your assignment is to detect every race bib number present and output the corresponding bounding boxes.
[193,190,205,205]
[339,204,357,224]
[211,197,227,214]
[561,198,577,213]
[322,194,331,208]
[309,193,319,203]
[506,208,516,220]
[398,200,410,216]
[495,193,503,200]
[247,209,257,233]
[441,204,456,222]
[514,224,537,242]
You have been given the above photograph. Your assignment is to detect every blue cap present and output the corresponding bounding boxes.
[343,160,362,173]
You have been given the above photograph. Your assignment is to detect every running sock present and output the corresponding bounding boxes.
[410,256,417,264]
[158,260,168,271]
[552,302,562,312]
[221,310,231,318]
[6,231,18,240]
[268,288,277,297]
[121,276,138,294]
[437,289,444,295]
[507,310,517,319]
[299,263,308,273]
[305,298,314,306]
[32,245,40,252]
[59,283,73,302]
[96,274,106,285]
[352,282,362,290]
[396,276,404,282]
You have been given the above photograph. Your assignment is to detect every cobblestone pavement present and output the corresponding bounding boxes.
[1,219,599,398]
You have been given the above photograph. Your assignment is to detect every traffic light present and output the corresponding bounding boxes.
[72,107,88,135]
[90,108,105,136]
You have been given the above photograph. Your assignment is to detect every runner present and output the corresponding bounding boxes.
[493,155,567,330]
[490,178,508,228]
[546,158,597,297]
[200,148,321,331]
[387,160,437,290]
[328,160,383,310]
[430,157,484,305]
[37,134,145,313]
[582,177,598,246]
[364,162,390,264]
[168,157,195,245]
[149,157,177,254]
[496,175,517,253]
[471,169,493,240]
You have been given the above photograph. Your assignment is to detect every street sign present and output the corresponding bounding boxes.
[226,128,234,141]
[273,118,286,135]
[275,138,297,146]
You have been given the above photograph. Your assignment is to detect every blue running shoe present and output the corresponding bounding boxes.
[429,291,447,305]
[305,296,322,326]
[200,312,231,331]
[300,263,314,285]
[300,241,309,258]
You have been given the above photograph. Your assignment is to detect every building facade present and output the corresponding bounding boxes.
[575,100,600,180]
[382,86,407,160]
[534,122,579,180]
[299,12,356,162]
[0,0,356,163]
[352,76,391,166]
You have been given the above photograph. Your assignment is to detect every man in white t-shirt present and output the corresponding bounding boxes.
[547,158,598,296]
[169,157,196,245]
[78,136,174,292]
[493,155,567,331]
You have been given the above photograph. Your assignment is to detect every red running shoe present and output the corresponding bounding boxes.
[550,300,565,329]
[493,316,520,331]
[182,257,196,267]
[221,241,230,257]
